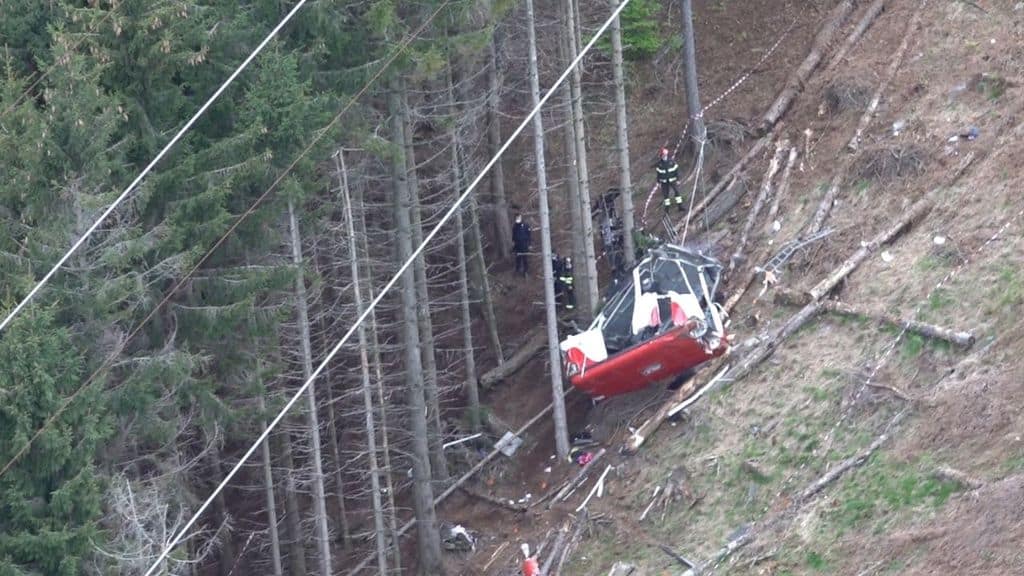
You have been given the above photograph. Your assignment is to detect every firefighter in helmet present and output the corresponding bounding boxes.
[558,256,576,311]
[655,147,684,212]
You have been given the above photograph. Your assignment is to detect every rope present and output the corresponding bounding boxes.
[0,1,454,482]
[139,1,635,573]
[641,18,797,228]
[0,0,313,334]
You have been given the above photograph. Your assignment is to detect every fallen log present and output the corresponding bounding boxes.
[766,146,800,234]
[806,160,851,236]
[825,0,888,74]
[624,356,730,454]
[540,522,570,575]
[480,326,546,389]
[731,140,789,271]
[808,197,932,302]
[553,511,589,575]
[345,390,570,575]
[799,410,906,502]
[933,466,985,490]
[822,300,975,348]
[458,486,528,513]
[847,0,927,152]
[680,124,782,233]
[759,0,858,133]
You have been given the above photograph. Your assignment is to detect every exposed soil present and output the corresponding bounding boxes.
[429,0,1024,574]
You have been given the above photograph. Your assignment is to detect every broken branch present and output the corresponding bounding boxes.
[480,327,546,389]
[934,466,985,490]
[822,300,976,348]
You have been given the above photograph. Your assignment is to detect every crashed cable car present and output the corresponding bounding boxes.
[560,245,730,398]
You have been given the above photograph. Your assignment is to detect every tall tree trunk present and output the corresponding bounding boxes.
[207,448,235,576]
[257,391,284,576]
[680,0,707,160]
[400,88,449,481]
[274,433,307,576]
[336,151,389,574]
[286,200,335,575]
[558,27,588,318]
[355,175,404,574]
[388,80,444,575]
[610,3,636,267]
[323,372,352,553]
[527,0,571,459]
[564,0,600,317]
[447,60,482,433]
[487,29,513,259]
[467,194,505,366]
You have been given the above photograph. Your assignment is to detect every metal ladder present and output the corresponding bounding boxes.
[760,228,834,274]
[661,214,680,244]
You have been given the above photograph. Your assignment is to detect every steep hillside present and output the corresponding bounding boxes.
[449,1,1024,574]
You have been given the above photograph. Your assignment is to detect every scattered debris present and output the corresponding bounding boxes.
[441,523,477,552]
[494,431,523,457]
[607,561,636,576]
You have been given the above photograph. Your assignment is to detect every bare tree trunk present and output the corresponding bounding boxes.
[401,89,449,482]
[447,63,482,433]
[388,80,444,575]
[354,177,404,574]
[323,375,352,553]
[564,0,600,317]
[286,200,335,575]
[274,433,307,576]
[207,448,235,576]
[527,0,571,459]
[336,151,389,574]
[257,394,284,576]
[560,70,588,316]
[466,193,505,366]
[680,0,706,159]
[610,3,636,267]
[487,29,513,258]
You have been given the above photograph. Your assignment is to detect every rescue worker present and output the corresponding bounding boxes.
[512,214,531,276]
[552,252,565,305]
[558,256,576,311]
[655,147,684,212]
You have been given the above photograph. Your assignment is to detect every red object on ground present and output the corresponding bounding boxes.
[568,325,727,398]
[522,557,539,576]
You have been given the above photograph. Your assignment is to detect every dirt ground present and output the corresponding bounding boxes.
[429,0,1024,574]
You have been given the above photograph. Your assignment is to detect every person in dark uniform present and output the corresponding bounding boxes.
[655,147,684,212]
[512,214,531,276]
[558,256,576,311]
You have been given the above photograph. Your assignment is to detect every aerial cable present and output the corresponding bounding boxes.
[140,1,635,573]
[0,1,453,481]
[0,0,313,334]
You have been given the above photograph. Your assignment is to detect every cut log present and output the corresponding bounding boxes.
[825,0,887,74]
[805,160,851,236]
[479,326,546,389]
[731,140,789,271]
[799,410,906,502]
[934,466,985,490]
[766,146,800,234]
[458,486,528,513]
[759,0,858,133]
[680,125,781,233]
[607,562,636,576]
[540,522,570,575]
[847,0,927,152]
[807,197,932,302]
[553,511,589,575]
[624,357,730,454]
[822,300,975,348]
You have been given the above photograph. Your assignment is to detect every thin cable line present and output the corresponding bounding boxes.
[0,1,452,481]
[0,0,312,334]
[140,1,634,573]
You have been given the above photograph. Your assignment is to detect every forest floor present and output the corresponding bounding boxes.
[431,0,1024,574]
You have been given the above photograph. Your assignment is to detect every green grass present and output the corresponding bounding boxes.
[829,455,961,533]
[806,550,829,571]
